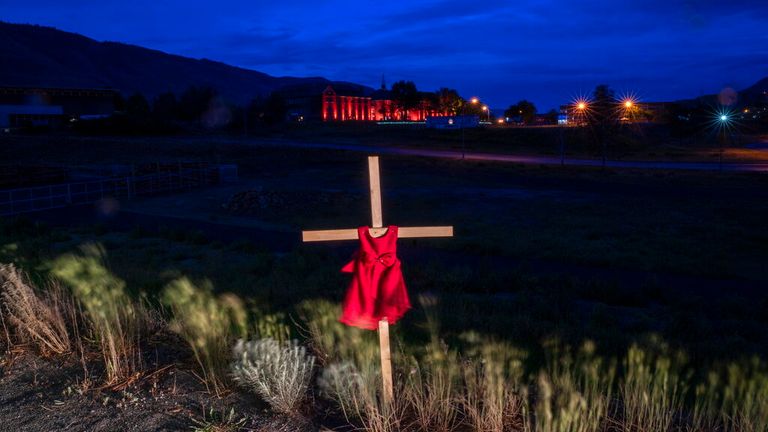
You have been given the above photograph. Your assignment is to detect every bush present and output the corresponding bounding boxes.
[231,338,315,414]
[0,263,71,355]
[51,244,143,384]
[161,277,247,394]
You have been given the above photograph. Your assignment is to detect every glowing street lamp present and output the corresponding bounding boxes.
[621,96,638,123]
[572,98,589,126]
[719,114,729,122]
[470,97,479,104]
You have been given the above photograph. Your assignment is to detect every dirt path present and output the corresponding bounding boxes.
[246,139,768,172]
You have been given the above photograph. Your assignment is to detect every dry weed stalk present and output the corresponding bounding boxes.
[319,361,407,432]
[162,277,248,395]
[0,264,71,355]
[462,359,528,432]
[51,244,144,384]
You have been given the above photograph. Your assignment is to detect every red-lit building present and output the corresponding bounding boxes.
[321,85,442,122]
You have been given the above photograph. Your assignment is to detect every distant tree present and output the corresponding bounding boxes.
[391,80,420,120]
[152,92,179,120]
[504,100,536,124]
[113,93,127,112]
[544,109,559,124]
[589,84,616,128]
[663,103,698,144]
[179,85,217,121]
[125,92,150,117]
[261,93,288,126]
[587,84,618,164]
[420,91,439,113]
[435,88,464,115]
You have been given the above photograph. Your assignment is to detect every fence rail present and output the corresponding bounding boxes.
[0,165,237,216]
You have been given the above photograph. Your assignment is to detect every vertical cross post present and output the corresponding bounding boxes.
[368,156,394,406]
[303,156,453,405]
[378,319,394,406]
[368,156,383,228]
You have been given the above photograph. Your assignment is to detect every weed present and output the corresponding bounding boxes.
[0,264,71,355]
[161,277,247,395]
[51,244,143,384]
[620,342,688,432]
[191,407,246,432]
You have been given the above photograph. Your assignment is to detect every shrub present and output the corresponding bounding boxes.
[51,244,143,384]
[161,277,247,394]
[231,338,315,414]
[0,264,71,355]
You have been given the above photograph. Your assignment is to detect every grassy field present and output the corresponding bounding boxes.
[1,134,767,430]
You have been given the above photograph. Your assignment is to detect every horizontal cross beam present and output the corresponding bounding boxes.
[302,226,453,242]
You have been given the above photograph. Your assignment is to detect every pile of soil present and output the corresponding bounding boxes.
[223,188,362,216]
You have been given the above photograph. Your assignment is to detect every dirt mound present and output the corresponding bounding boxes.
[223,188,362,215]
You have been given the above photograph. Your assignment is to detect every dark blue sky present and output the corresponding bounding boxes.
[3,0,768,110]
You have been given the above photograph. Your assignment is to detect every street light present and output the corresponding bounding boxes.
[461,97,480,160]
[621,97,637,123]
[482,105,489,122]
[715,111,733,170]
[573,99,589,126]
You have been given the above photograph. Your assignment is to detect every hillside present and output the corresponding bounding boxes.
[0,22,369,104]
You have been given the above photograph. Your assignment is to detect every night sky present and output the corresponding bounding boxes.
[3,0,768,110]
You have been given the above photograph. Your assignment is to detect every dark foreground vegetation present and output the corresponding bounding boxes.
[1,136,767,431]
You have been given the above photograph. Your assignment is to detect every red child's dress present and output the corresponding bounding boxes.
[340,226,411,330]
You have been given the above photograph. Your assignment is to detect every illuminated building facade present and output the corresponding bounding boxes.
[322,85,443,122]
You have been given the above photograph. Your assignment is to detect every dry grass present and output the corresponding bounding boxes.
[51,244,144,384]
[461,339,529,432]
[403,352,462,432]
[620,343,687,432]
[318,361,408,432]
[0,263,71,355]
[161,277,248,395]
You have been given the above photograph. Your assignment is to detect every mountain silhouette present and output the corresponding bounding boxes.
[0,21,370,104]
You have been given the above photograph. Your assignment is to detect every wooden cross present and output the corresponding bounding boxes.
[302,156,453,405]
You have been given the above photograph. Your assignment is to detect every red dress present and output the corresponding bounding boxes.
[340,226,411,330]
